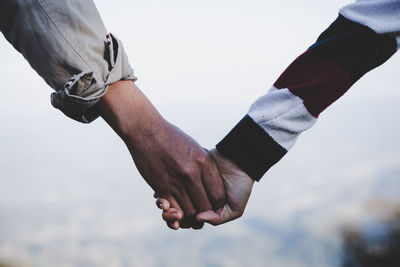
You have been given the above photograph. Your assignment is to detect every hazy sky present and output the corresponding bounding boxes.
[0,1,399,266]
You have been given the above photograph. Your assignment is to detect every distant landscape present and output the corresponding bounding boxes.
[1,0,399,266]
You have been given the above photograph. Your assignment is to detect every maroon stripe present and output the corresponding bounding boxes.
[274,50,353,118]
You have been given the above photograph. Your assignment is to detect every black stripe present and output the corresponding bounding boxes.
[216,115,287,181]
[309,15,397,82]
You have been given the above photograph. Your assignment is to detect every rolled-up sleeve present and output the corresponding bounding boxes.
[0,0,136,123]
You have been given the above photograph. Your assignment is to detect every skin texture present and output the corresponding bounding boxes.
[158,148,254,229]
[98,81,226,229]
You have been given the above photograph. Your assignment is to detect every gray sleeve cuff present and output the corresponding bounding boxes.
[50,33,137,123]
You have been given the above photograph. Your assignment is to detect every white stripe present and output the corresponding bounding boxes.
[248,86,317,150]
[340,0,400,44]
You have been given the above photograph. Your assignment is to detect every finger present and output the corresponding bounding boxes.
[186,184,213,212]
[182,170,213,213]
[196,205,237,226]
[191,221,205,230]
[164,196,194,229]
[172,191,197,221]
[172,191,209,229]
[201,150,226,210]
[179,221,191,229]
[196,210,222,225]
[158,195,183,228]
[157,197,205,228]
[166,193,199,229]
[181,185,210,229]
[156,198,170,211]
[162,208,183,222]
[167,221,180,230]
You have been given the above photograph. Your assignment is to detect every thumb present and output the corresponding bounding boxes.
[196,210,221,225]
[196,205,236,226]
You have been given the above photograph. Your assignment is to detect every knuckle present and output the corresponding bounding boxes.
[196,152,209,166]
[179,165,197,181]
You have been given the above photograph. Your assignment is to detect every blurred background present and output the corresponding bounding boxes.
[0,0,399,266]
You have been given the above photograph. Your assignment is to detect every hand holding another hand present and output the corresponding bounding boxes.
[157,148,254,229]
[100,81,253,230]
[130,122,227,229]
[99,81,226,229]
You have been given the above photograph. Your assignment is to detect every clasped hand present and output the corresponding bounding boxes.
[156,148,254,230]
[99,81,254,230]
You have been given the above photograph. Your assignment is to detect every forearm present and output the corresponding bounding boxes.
[217,7,399,182]
[97,80,165,147]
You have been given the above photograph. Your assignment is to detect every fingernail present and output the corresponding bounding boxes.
[159,203,164,209]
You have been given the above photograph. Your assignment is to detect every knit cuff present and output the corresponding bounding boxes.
[216,115,287,181]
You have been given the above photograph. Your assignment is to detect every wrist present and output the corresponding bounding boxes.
[211,149,255,187]
[99,80,167,147]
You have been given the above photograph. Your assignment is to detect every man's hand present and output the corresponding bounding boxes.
[157,148,254,228]
[98,81,225,229]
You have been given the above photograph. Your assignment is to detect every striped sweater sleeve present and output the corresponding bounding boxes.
[216,0,400,181]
